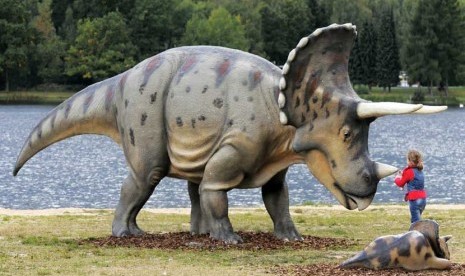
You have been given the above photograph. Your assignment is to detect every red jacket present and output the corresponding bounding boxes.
[394,166,426,200]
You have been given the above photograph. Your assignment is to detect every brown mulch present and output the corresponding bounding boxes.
[275,263,465,276]
[80,231,354,251]
[81,232,465,275]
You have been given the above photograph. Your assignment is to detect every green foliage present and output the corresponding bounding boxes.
[1,0,464,90]
[376,8,401,91]
[181,7,249,51]
[0,0,35,90]
[65,12,136,81]
[404,0,465,91]
[411,89,425,103]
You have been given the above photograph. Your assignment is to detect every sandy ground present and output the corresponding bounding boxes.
[1,204,464,216]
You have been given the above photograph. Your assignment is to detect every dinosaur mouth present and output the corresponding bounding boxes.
[345,193,374,211]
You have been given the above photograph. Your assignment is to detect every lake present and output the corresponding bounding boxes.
[1,105,464,209]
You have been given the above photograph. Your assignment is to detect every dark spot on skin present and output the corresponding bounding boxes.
[141,113,147,126]
[129,128,135,146]
[176,117,183,127]
[191,118,196,128]
[36,124,42,139]
[194,70,198,74]
[312,111,318,121]
[322,50,326,55]
[249,70,263,90]
[331,160,337,168]
[119,72,129,97]
[424,253,432,260]
[247,96,253,102]
[50,112,57,129]
[114,107,118,117]
[242,80,248,86]
[139,85,145,94]
[295,96,301,108]
[213,98,224,108]
[227,119,234,127]
[177,56,197,84]
[120,127,125,136]
[202,85,208,93]
[170,93,174,99]
[186,86,191,93]
[198,115,206,121]
[150,93,157,104]
[308,122,314,132]
[64,101,72,119]
[125,99,129,108]
[415,236,428,254]
[312,96,318,104]
[242,126,247,132]
[250,114,255,121]
[325,108,330,118]
[233,96,239,102]
[83,93,94,114]
[321,87,333,108]
[301,113,305,123]
[332,69,337,75]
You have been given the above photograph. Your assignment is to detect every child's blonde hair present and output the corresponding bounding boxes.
[408,150,423,171]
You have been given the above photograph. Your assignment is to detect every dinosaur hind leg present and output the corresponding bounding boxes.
[188,181,209,235]
[112,167,165,237]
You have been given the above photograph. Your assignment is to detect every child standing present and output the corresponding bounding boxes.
[394,150,426,223]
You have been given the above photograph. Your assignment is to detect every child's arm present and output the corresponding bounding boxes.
[394,168,414,188]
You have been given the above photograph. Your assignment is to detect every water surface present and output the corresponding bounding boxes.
[1,105,464,209]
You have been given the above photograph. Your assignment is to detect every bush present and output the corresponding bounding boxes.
[411,90,425,103]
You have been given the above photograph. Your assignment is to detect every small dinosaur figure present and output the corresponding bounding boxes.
[14,24,446,243]
[340,220,452,271]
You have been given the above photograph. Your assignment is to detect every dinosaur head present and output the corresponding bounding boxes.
[278,24,447,210]
[409,219,452,260]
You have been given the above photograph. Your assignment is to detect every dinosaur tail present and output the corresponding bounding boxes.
[13,73,125,176]
[339,251,372,269]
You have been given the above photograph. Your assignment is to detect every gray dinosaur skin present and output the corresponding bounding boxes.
[14,24,421,243]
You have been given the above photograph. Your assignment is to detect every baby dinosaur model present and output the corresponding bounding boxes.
[340,220,452,271]
[14,23,447,243]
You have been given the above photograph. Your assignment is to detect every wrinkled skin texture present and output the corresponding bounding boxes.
[340,220,452,271]
[14,24,440,243]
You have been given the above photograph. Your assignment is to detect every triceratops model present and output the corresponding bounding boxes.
[14,24,446,243]
[340,220,452,271]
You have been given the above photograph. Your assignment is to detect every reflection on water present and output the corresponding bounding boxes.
[1,105,464,209]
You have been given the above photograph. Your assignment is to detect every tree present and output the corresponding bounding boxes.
[0,0,34,91]
[349,36,364,86]
[261,0,311,65]
[32,0,66,83]
[129,0,180,59]
[376,9,401,92]
[359,21,378,90]
[65,12,137,82]
[181,7,249,51]
[404,0,459,94]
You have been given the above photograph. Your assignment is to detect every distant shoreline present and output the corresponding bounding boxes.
[1,204,464,216]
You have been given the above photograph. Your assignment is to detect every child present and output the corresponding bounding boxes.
[394,150,426,223]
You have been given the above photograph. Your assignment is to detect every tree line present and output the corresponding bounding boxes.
[1,0,464,93]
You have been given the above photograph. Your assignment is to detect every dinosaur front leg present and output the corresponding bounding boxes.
[188,181,208,235]
[262,170,302,241]
[200,145,245,244]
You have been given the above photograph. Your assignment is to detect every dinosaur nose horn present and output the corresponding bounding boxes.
[375,162,398,179]
[357,102,423,119]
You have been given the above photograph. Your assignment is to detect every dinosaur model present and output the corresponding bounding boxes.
[14,23,447,243]
[340,219,452,270]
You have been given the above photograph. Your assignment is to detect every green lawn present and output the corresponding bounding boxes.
[1,205,463,275]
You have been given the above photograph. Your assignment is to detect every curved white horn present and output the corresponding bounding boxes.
[375,162,398,179]
[357,102,423,119]
[412,105,448,114]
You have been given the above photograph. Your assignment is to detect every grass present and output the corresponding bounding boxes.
[359,86,465,106]
[0,91,74,105]
[1,205,464,275]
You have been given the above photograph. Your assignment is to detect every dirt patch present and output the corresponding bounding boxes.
[81,231,354,251]
[275,263,465,275]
